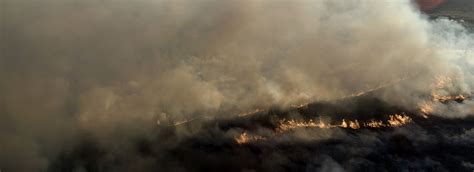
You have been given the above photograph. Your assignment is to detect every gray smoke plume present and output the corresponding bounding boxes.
[1,0,474,171]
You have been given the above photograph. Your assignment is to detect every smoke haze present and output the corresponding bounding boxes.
[1,0,474,171]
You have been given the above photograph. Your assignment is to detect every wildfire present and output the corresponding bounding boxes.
[340,119,348,128]
[364,120,385,128]
[432,75,453,89]
[290,102,310,109]
[418,75,471,117]
[238,108,265,117]
[340,119,361,129]
[349,120,360,129]
[430,75,469,103]
[277,119,330,132]
[419,102,434,118]
[341,76,411,99]
[236,113,414,144]
[432,93,467,103]
[387,114,413,127]
[277,113,413,132]
[235,131,266,144]
[170,118,196,126]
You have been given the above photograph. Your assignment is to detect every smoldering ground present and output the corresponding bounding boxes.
[42,94,474,171]
[1,0,474,171]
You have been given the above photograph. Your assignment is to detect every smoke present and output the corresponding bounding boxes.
[1,0,474,171]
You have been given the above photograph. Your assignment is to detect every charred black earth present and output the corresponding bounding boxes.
[49,92,474,172]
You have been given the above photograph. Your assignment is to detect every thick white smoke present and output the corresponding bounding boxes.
[1,0,473,171]
[423,18,474,117]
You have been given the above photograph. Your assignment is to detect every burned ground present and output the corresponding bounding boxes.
[48,93,474,172]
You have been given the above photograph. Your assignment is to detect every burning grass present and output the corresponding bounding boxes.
[235,113,414,144]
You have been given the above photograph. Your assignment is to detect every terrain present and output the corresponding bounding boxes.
[427,0,474,28]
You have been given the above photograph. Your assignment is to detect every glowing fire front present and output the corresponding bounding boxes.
[235,113,413,144]
[341,119,361,129]
[364,120,385,128]
[419,102,434,116]
[277,119,331,132]
[430,75,469,103]
[387,114,413,127]
[238,108,265,117]
[419,75,471,118]
[276,113,413,132]
[235,132,266,144]
[432,93,467,103]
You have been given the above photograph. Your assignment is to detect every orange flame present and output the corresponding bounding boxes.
[364,120,385,128]
[387,114,412,127]
[277,113,413,132]
[419,102,434,118]
[277,119,330,132]
[432,93,467,103]
[419,75,470,117]
[237,114,413,144]
[238,108,265,117]
[341,119,361,129]
[235,131,266,144]
[290,102,310,109]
